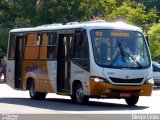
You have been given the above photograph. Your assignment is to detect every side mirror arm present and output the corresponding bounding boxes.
[145,36,150,47]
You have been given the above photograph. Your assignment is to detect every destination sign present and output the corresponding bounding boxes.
[111,32,129,37]
[95,31,103,37]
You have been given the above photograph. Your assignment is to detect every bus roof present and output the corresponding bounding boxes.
[10,20,143,33]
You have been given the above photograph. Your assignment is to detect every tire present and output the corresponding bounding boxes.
[125,96,139,106]
[29,81,46,100]
[72,83,89,104]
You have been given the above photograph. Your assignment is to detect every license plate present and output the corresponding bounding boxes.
[120,93,131,97]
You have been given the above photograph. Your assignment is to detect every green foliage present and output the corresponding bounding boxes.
[107,1,159,33]
[14,18,31,28]
[0,28,9,59]
[128,6,147,26]
[148,24,160,62]
[136,0,160,16]
[107,5,131,21]
[35,0,116,23]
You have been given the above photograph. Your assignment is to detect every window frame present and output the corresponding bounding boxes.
[90,29,151,69]
[72,29,90,71]
[24,33,40,60]
[39,32,57,60]
[23,32,58,60]
[8,33,16,60]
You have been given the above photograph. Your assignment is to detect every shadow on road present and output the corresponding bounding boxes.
[0,97,148,112]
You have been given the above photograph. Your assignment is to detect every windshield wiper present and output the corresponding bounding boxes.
[123,52,143,68]
[118,42,126,62]
[109,42,126,67]
[109,42,143,68]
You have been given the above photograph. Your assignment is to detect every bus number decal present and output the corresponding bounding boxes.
[74,71,85,75]
[107,72,114,75]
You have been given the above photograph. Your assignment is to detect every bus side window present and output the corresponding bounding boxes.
[73,33,82,58]
[38,32,57,59]
[47,33,57,59]
[8,34,16,59]
[39,33,48,59]
[24,33,39,59]
[48,33,57,45]
[41,33,48,45]
[72,30,89,71]
[47,46,56,59]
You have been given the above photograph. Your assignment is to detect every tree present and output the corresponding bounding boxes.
[107,1,159,34]
[148,24,160,62]
[6,0,36,26]
[135,0,160,16]
[80,0,116,20]
[107,5,131,22]
[35,0,117,24]
[0,28,9,59]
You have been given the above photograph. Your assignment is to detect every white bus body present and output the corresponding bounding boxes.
[7,21,153,105]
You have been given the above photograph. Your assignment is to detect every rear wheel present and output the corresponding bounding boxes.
[29,80,46,100]
[125,96,139,105]
[71,83,89,104]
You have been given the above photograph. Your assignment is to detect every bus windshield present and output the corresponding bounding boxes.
[91,30,150,68]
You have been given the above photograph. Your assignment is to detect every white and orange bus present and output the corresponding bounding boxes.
[7,20,153,105]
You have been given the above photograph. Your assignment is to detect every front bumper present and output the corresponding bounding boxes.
[89,80,153,98]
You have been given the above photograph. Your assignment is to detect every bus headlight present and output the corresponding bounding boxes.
[90,76,109,83]
[145,78,154,84]
[94,77,104,82]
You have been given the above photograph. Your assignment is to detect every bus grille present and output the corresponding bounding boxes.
[109,77,143,84]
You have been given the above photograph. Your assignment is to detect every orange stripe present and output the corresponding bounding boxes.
[22,60,54,93]
[89,80,153,97]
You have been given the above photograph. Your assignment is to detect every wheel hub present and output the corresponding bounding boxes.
[76,88,83,102]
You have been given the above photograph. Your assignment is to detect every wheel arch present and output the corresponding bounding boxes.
[72,80,82,94]
[71,79,89,104]
[26,77,35,90]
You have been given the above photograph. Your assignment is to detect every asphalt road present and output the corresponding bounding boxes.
[0,82,160,120]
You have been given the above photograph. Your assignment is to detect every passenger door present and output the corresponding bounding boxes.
[15,36,25,89]
[57,31,74,93]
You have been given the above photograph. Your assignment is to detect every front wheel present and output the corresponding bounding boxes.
[125,96,139,105]
[29,80,46,100]
[72,84,89,104]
